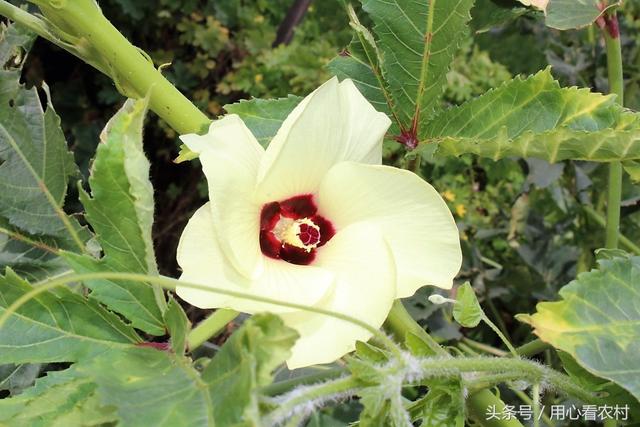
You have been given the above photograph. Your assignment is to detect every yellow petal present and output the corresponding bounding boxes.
[176,203,334,313]
[180,115,264,278]
[318,162,462,296]
[281,222,396,369]
[256,78,391,203]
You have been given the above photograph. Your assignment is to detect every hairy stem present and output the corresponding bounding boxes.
[261,367,347,396]
[384,301,525,427]
[0,271,403,360]
[603,10,624,250]
[264,376,359,425]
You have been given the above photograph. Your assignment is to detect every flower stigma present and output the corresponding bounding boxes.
[275,217,321,252]
[259,194,335,265]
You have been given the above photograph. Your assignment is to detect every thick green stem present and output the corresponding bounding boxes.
[1,0,210,136]
[603,11,624,250]
[186,309,238,350]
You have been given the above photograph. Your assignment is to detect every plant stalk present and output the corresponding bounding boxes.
[1,0,211,136]
[603,10,624,250]
[583,207,640,254]
[384,301,525,427]
[186,309,239,350]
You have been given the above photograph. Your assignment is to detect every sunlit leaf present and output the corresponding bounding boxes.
[422,69,640,162]
[361,0,475,133]
[518,254,640,401]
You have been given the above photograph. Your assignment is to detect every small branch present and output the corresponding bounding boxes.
[515,339,551,358]
[461,337,509,357]
[273,0,313,47]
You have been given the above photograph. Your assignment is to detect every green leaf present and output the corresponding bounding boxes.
[623,160,640,182]
[453,282,483,328]
[327,5,392,116]
[63,98,165,335]
[0,60,77,237]
[527,0,623,30]
[0,269,140,364]
[360,0,475,131]
[164,296,190,355]
[557,351,640,421]
[78,347,216,427]
[518,255,640,402]
[328,47,389,117]
[0,366,117,427]
[411,381,464,427]
[423,69,640,162]
[224,95,302,147]
[203,313,298,426]
[0,23,90,278]
[0,21,35,66]
[471,0,528,34]
[0,363,41,396]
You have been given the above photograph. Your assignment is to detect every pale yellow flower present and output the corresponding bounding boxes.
[176,78,462,368]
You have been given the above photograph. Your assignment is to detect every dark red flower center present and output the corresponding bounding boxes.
[259,194,335,265]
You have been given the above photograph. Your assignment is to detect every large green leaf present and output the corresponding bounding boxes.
[360,0,475,132]
[0,269,140,364]
[223,95,301,147]
[204,313,298,425]
[421,69,640,162]
[0,313,297,426]
[63,98,165,335]
[0,23,87,280]
[518,254,640,402]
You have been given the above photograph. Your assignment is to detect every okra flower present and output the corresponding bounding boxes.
[176,78,462,369]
